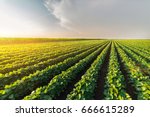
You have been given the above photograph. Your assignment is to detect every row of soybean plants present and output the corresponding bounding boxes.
[0,42,98,74]
[23,42,110,100]
[0,40,104,65]
[0,45,30,61]
[0,42,109,99]
[0,41,85,65]
[0,45,76,68]
[0,42,105,89]
[117,41,149,63]
[0,41,77,62]
[0,42,98,75]
[67,42,131,100]
[0,41,70,58]
[0,43,95,74]
[0,41,102,73]
[133,46,150,55]
[115,43,150,100]
[0,44,48,64]
[116,42,150,75]
[66,43,110,100]
[120,44,150,61]
[103,42,131,100]
[117,40,150,55]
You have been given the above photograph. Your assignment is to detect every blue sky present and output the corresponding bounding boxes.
[0,0,150,38]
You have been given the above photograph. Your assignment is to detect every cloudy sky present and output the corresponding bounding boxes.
[0,0,150,38]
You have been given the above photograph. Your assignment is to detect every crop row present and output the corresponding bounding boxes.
[0,42,109,99]
[0,41,99,65]
[121,44,149,62]
[117,43,150,75]
[0,42,106,89]
[66,43,110,100]
[115,43,150,100]
[103,43,131,100]
[0,43,100,73]
[23,43,110,100]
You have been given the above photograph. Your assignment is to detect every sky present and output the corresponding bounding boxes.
[0,0,150,39]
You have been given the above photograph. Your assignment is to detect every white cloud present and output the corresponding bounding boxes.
[0,0,150,38]
[43,0,120,34]
[43,0,74,30]
[43,0,150,38]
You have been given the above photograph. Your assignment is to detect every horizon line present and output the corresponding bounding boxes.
[0,37,150,40]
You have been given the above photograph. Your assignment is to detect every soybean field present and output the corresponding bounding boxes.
[0,39,149,100]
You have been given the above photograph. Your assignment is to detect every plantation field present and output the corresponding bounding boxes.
[0,39,149,100]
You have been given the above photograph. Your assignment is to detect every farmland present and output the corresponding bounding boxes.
[0,39,149,100]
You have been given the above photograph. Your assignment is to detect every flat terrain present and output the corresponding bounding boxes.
[0,39,149,100]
